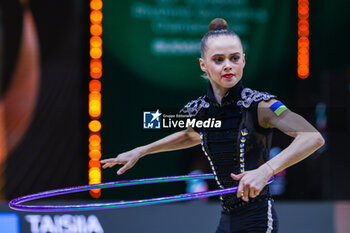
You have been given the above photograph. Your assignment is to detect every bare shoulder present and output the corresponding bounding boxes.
[258,100,317,138]
[257,99,289,128]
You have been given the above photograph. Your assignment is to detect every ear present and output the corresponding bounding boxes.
[199,58,207,73]
[242,53,246,68]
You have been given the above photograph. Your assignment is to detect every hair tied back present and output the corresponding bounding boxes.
[208,18,229,31]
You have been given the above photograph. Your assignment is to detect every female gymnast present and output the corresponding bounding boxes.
[101,18,325,233]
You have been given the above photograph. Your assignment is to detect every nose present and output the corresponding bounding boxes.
[224,60,232,71]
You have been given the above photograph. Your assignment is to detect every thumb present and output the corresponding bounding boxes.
[230,173,244,181]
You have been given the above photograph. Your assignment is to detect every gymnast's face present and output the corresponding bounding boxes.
[199,35,245,92]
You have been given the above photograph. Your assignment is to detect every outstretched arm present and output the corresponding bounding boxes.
[231,99,325,201]
[101,128,201,175]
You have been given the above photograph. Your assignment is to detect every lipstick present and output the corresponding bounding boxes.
[222,74,234,79]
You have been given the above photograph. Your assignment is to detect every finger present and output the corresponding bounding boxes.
[100,158,116,163]
[103,163,116,169]
[230,173,244,181]
[117,163,130,175]
[101,155,123,163]
[102,162,112,169]
[102,160,116,168]
[243,185,249,202]
[237,180,244,198]
[100,160,109,164]
[249,187,256,198]
[254,189,261,197]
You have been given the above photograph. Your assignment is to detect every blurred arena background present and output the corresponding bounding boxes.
[0,0,349,232]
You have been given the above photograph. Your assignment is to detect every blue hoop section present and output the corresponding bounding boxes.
[9,173,274,212]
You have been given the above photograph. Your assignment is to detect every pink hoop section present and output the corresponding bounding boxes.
[9,173,274,212]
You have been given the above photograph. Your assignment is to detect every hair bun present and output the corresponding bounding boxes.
[208,18,228,31]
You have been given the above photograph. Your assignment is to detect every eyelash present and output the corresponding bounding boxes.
[214,57,224,63]
[213,56,240,63]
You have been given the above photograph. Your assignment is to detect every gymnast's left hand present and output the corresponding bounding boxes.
[230,165,273,202]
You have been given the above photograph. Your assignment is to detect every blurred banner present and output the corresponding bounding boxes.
[0,0,88,200]
[103,0,294,92]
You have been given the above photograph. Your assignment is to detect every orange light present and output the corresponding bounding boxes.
[298,47,309,55]
[298,56,309,65]
[90,36,102,48]
[89,133,101,142]
[89,149,102,160]
[89,120,101,132]
[298,20,309,37]
[89,0,102,199]
[90,70,102,79]
[89,172,101,181]
[90,0,103,10]
[89,99,101,110]
[298,0,309,5]
[89,167,101,180]
[298,29,309,37]
[89,102,101,118]
[91,65,101,73]
[298,19,309,29]
[89,167,100,173]
[298,0,309,79]
[89,138,100,147]
[298,37,309,48]
[91,66,102,74]
[298,5,309,15]
[90,24,102,36]
[297,66,309,79]
[89,188,101,193]
[89,80,102,92]
[89,91,101,100]
[89,94,101,102]
[89,134,101,145]
[298,12,309,20]
[89,190,101,198]
[90,59,102,69]
[90,47,102,59]
[90,10,103,24]
[89,135,101,147]
[89,144,101,152]
[89,178,101,184]
[89,160,101,168]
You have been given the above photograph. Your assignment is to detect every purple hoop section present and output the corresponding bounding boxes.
[9,174,274,212]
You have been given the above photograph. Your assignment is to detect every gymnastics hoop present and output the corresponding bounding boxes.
[9,173,274,212]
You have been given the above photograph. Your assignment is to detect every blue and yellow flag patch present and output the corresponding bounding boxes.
[269,101,288,116]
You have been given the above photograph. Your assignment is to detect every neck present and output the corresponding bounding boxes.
[210,81,229,105]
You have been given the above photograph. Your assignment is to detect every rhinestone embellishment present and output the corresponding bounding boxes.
[239,128,248,173]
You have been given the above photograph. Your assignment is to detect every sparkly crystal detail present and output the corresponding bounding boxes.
[180,96,210,117]
[239,128,248,173]
[237,88,276,108]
